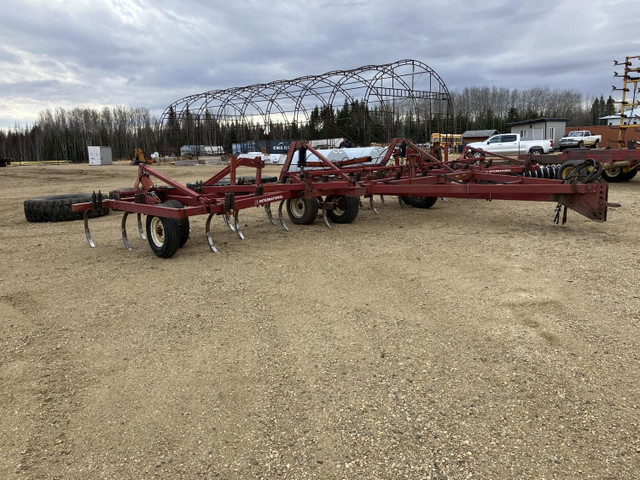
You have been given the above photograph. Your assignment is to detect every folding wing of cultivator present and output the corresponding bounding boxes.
[72,138,612,258]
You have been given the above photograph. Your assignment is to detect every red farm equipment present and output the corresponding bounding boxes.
[519,148,640,183]
[72,138,613,258]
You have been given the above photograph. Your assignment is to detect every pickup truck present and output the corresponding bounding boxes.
[558,130,601,150]
[465,133,553,156]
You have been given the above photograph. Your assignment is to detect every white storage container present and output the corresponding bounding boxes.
[87,146,113,165]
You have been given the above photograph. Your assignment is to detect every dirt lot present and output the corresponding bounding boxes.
[1,161,639,479]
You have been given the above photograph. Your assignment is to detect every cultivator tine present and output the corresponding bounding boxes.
[233,211,245,240]
[83,211,95,248]
[121,212,132,250]
[321,203,332,229]
[277,200,290,231]
[358,197,366,210]
[380,195,387,206]
[222,212,236,232]
[369,196,380,214]
[205,214,220,254]
[137,213,146,239]
[398,196,406,209]
[264,204,278,225]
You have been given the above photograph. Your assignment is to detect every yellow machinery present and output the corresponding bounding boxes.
[131,148,154,165]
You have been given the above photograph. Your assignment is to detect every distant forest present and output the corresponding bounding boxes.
[0,87,618,162]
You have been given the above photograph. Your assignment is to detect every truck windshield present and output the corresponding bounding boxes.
[567,132,582,137]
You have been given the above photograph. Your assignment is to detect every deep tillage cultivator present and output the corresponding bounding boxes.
[72,138,613,258]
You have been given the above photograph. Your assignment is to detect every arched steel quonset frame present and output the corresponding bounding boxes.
[161,59,453,151]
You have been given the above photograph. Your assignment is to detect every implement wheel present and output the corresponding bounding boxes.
[326,195,359,224]
[557,161,579,180]
[163,199,190,247]
[401,196,438,209]
[558,159,601,183]
[286,197,319,225]
[602,166,637,183]
[624,167,638,181]
[146,205,181,258]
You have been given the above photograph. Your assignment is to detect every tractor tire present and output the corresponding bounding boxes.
[24,194,109,223]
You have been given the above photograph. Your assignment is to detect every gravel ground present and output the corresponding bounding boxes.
[1,161,639,479]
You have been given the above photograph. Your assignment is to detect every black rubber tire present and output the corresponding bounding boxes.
[163,200,190,247]
[601,168,626,182]
[559,160,602,182]
[326,195,359,223]
[602,166,637,182]
[24,194,109,223]
[623,167,638,181]
[401,196,438,209]
[400,195,417,207]
[529,148,543,155]
[286,197,319,225]
[146,206,181,258]
[577,141,584,148]
[593,140,599,149]
[557,160,580,180]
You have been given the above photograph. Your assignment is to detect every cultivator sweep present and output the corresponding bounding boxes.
[72,138,612,258]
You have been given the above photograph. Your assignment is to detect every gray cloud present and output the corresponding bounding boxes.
[1,0,639,128]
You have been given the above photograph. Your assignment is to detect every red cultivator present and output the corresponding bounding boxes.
[72,138,612,258]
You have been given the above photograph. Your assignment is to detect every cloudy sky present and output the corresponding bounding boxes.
[1,0,639,129]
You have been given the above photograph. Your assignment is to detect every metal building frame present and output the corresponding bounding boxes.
[160,59,453,150]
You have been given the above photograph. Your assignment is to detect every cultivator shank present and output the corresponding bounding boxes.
[72,138,612,258]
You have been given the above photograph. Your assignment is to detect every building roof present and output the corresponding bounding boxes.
[461,129,499,138]
[599,113,640,119]
[506,118,568,127]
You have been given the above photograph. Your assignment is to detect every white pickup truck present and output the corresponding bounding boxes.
[558,130,601,150]
[465,133,553,156]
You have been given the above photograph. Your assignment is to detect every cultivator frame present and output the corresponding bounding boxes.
[73,138,611,258]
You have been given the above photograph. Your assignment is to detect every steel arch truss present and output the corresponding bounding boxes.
[161,59,453,148]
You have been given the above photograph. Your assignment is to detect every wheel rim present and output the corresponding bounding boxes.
[149,217,165,247]
[561,167,574,179]
[333,197,346,215]
[290,199,306,219]
[606,167,621,177]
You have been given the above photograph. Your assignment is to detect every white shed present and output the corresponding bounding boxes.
[87,146,113,165]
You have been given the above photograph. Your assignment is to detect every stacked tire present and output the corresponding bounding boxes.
[24,194,109,222]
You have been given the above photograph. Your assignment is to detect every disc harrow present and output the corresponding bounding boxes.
[72,138,613,258]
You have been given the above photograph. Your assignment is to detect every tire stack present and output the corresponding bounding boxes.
[24,194,109,222]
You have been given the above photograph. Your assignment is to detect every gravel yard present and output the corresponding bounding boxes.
[1,161,639,479]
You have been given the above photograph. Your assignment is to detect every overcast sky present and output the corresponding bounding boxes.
[1,0,639,129]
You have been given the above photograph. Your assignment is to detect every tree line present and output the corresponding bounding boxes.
[451,86,616,133]
[0,88,618,162]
